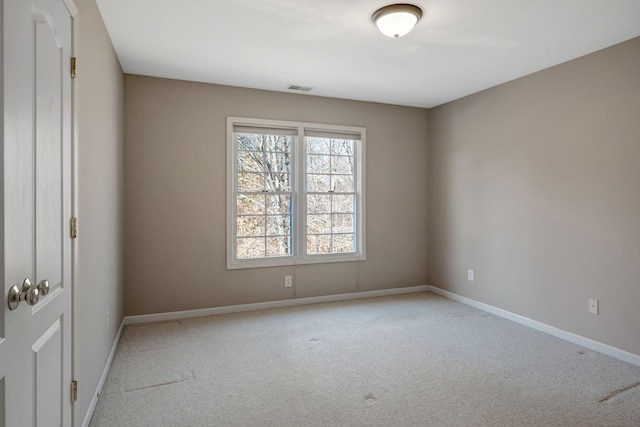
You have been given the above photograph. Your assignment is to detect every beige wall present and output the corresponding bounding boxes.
[76,0,125,421]
[124,76,430,315]
[429,37,640,356]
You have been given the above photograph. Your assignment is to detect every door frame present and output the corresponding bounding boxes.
[61,0,79,426]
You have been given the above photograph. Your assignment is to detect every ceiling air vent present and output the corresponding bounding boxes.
[287,84,314,92]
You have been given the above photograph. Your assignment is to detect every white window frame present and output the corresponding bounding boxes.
[227,116,366,269]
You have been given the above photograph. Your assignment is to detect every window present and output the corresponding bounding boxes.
[227,117,366,269]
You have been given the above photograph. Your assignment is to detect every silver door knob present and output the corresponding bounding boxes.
[38,279,50,296]
[8,284,22,310]
[24,280,40,306]
[7,277,49,310]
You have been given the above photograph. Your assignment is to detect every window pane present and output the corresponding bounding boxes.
[332,234,355,253]
[307,174,330,192]
[236,133,263,151]
[237,215,265,237]
[307,155,330,174]
[237,172,265,192]
[307,195,331,214]
[237,237,265,259]
[332,195,355,213]
[266,194,291,215]
[331,139,354,156]
[237,134,293,154]
[332,214,354,233]
[272,153,291,173]
[307,234,331,255]
[270,135,293,154]
[266,236,291,257]
[332,156,353,174]
[266,215,291,236]
[264,172,291,192]
[237,151,265,173]
[307,214,331,234]
[307,138,331,154]
[237,194,265,215]
[331,175,354,193]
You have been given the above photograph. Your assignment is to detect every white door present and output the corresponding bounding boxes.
[1,0,74,425]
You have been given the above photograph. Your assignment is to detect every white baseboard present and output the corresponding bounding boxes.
[81,319,126,427]
[426,285,640,367]
[124,285,432,325]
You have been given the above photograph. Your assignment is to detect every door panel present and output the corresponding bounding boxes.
[35,4,64,291]
[33,319,63,426]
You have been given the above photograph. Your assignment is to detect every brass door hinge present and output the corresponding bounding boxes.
[71,217,77,239]
[71,57,77,78]
[71,380,78,402]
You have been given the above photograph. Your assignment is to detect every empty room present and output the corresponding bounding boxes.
[2,0,639,426]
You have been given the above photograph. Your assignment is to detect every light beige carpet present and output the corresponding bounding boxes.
[90,292,640,426]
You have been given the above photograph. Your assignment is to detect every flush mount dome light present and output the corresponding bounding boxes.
[372,3,422,38]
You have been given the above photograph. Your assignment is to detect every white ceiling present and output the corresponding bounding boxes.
[95,0,640,108]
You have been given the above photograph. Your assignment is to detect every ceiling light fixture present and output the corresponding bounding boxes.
[372,3,423,38]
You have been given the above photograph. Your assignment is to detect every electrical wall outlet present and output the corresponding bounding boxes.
[467,269,474,282]
[285,275,293,288]
[588,299,599,315]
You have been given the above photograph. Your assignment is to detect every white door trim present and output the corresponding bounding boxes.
[62,1,79,426]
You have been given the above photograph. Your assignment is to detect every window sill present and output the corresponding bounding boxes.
[227,253,366,270]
